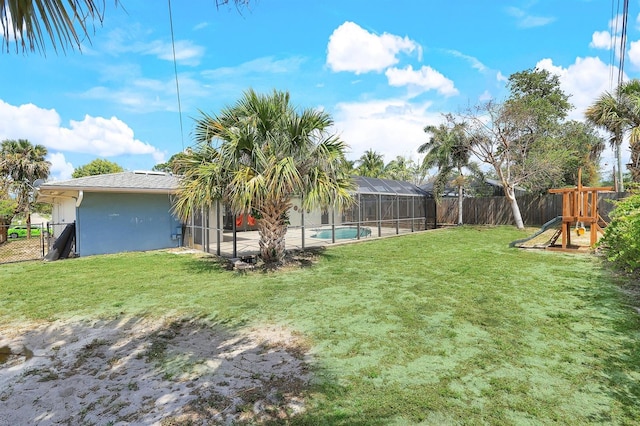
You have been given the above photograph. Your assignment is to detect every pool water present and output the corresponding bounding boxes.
[311,226,371,240]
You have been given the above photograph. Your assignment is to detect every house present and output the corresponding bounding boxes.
[36,172,430,258]
[36,171,183,257]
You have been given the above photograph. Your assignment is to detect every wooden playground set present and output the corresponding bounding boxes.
[512,170,615,252]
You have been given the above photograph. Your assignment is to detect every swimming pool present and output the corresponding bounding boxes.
[311,226,372,240]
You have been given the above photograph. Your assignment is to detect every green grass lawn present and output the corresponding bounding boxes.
[2,226,640,424]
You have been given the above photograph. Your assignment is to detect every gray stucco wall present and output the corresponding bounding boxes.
[76,192,182,256]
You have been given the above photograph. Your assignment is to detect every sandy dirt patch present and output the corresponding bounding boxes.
[0,317,311,425]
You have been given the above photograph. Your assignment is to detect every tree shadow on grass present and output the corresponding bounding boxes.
[182,255,230,273]
[0,316,316,424]
[182,247,330,275]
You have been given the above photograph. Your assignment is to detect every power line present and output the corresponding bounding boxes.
[168,0,185,151]
[617,0,629,88]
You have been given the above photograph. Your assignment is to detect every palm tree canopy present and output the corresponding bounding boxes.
[0,138,50,183]
[174,89,353,262]
[175,89,353,217]
[0,138,51,212]
[173,89,353,262]
[356,149,385,178]
[585,79,640,182]
[1,0,250,54]
[419,123,472,199]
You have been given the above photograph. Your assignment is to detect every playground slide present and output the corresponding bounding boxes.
[509,216,562,248]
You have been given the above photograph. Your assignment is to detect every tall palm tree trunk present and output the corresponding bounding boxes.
[257,200,290,263]
[630,140,640,182]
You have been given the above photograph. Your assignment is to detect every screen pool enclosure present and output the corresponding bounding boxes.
[184,176,430,258]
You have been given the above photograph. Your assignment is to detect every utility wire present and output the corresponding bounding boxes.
[609,0,618,89]
[168,0,185,151]
[618,0,629,88]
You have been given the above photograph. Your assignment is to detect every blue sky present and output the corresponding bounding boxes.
[0,0,636,180]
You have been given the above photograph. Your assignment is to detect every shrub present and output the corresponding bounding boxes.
[599,187,640,273]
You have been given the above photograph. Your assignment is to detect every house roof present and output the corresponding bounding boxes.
[36,172,426,203]
[36,171,180,204]
[353,176,427,196]
[39,171,179,193]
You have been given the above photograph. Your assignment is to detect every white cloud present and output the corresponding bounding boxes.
[145,40,204,66]
[47,152,75,181]
[609,14,625,33]
[445,50,488,73]
[506,7,555,28]
[385,65,458,97]
[79,73,208,113]
[332,99,441,163]
[193,22,209,31]
[202,56,305,78]
[104,27,204,66]
[479,90,493,102]
[628,40,640,69]
[326,21,419,74]
[0,99,164,162]
[590,30,620,50]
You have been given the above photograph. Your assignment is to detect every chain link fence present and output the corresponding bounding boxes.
[0,223,67,264]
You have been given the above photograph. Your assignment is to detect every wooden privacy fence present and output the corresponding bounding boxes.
[426,192,625,227]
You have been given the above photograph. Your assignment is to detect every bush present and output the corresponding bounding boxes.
[599,187,640,273]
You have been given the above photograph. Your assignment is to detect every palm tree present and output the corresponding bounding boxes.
[419,123,473,225]
[0,139,51,238]
[173,89,354,264]
[356,149,385,178]
[1,0,250,54]
[585,79,640,187]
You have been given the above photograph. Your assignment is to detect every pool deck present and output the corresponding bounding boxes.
[197,225,421,257]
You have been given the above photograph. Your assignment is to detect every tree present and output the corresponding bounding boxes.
[173,89,353,264]
[453,69,574,229]
[556,121,605,187]
[383,155,424,184]
[1,0,251,54]
[356,149,385,178]
[152,151,191,174]
[0,197,18,244]
[585,79,640,186]
[419,122,476,225]
[72,158,124,178]
[0,139,51,238]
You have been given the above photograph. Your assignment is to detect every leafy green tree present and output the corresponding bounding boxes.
[173,89,353,264]
[383,155,423,184]
[0,198,18,243]
[506,68,572,128]
[1,0,251,54]
[152,152,191,174]
[72,158,124,178]
[454,69,573,229]
[0,139,51,238]
[356,149,385,178]
[556,121,605,187]
[419,122,477,225]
